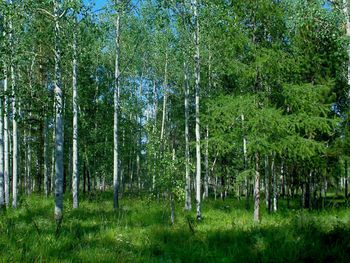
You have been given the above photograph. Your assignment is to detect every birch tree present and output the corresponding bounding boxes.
[184,59,191,210]
[178,1,192,211]
[44,116,49,197]
[72,15,79,209]
[160,51,168,144]
[9,0,18,208]
[113,0,121,209]
[4,58,9,207]
[53,0,64,223]
[0,0,4,212]
[192,0,201,220]
[0,69,4,210]
[254,153,260,222]
[343,0,350,92]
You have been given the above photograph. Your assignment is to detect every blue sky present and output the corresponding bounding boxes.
[82,0,332,14]
[83,0,108,11]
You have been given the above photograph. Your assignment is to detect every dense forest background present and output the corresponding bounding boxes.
[1,0,350,261]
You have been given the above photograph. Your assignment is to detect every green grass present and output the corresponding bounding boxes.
[1,192,350,262]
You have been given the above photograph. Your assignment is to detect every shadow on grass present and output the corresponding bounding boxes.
[139,221,350,263]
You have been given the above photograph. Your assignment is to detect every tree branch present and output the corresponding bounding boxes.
[59,8,68,19]
[36,8,55,19]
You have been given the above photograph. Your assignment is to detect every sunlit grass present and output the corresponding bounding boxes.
[0,192,349,262]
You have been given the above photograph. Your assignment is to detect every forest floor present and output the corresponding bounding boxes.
[0,192,350,262]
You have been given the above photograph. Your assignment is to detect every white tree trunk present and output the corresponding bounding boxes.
[170,148,176,225]
[0,68,4,209]
[281,160,285,198]
[51,106,55,194]
[192,0,201,220]
[271,153,277,212]
[24,130,28,192]
[72,22,79,209]
[44,116,49,197]
[0,7,6,210]
[204,128,209,200]
[8,0,18,208]
[27,56,36,194]
[137,75,142,190]
[4,64,9,207]
[11,54,18,209]
[204,49,211,200]
[264,155,270,210]
[160,53,168,142]
[27,121,32,195]
[54,0,64,223]
[242,114,249,208]
[343,0,350,93]
[184,60,191,210]
[113,0,121,209]
[254,153,260,222]
[152,80,157,190]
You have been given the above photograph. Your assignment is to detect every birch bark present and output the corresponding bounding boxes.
[44,116,49,197]
[160,53,168,142]
[72,19,79,209]
[113,0,121,209]
[192,0,202,221]
[9,0,18,208]
[343,0,350,94]
[0,68,4,210]
[54,0,64,223]
[4,63,9,207]
[254,153,260,222]
[184,60,191,210]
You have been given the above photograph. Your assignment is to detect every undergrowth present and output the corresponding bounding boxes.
[0,192,349,262]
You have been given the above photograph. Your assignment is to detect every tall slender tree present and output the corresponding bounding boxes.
[113,0,121,209]
[4,61,9,207]
[254,153,260,222]
[9,0,18,208]
[0,68,4,210]
[54,0,64,223]
[184,59,191,210]
[343,0,350,92]
[192,0,201,220]
[72,15,79,209]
